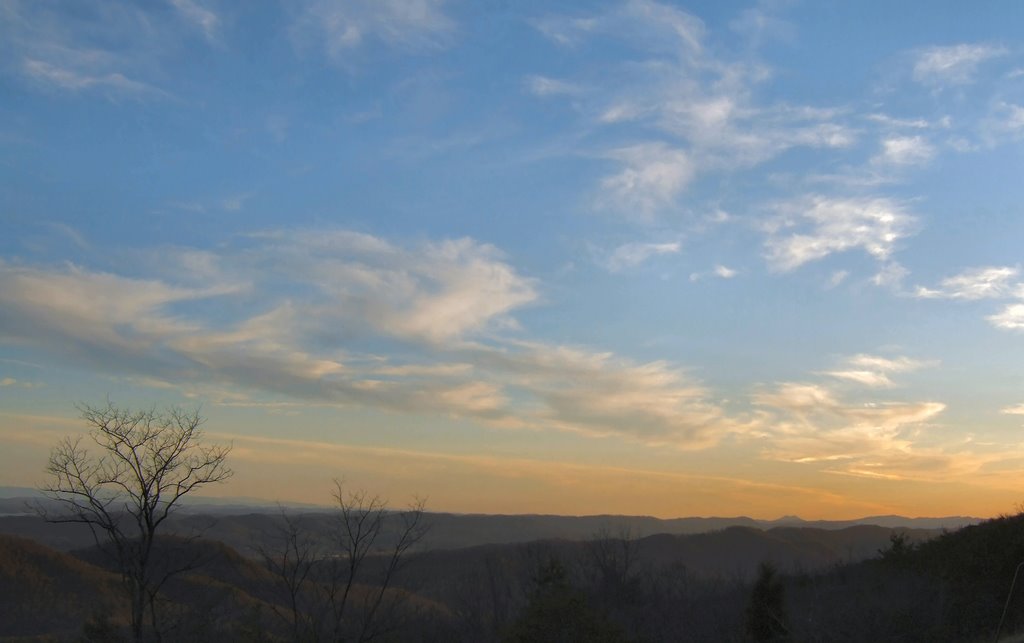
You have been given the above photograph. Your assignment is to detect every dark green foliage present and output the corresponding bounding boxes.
[504,557,629,643]
[877,531,914,566]
[78,611,126,643]
[746,562,788,642]
[905,512,1024,638]
[785,512,1024,641]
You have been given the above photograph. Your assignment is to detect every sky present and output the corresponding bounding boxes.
[2,0,1024,520]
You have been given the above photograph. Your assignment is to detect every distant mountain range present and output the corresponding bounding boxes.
[0,482,1015,642]
[0,486,981,554]
[3,507,1021,641]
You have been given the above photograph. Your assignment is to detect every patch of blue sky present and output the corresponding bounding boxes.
[3,0,1024,515]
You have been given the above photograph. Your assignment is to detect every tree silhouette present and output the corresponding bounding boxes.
[40,402,232,642]
[260,479,428,642]
[505,556,628,643]
[746,562,789,642]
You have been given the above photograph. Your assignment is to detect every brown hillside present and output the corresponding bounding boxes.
[0,534,124,639]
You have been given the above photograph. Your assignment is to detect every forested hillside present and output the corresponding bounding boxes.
[3,513,1024,641]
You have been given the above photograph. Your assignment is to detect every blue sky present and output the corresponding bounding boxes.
[2,0,1024,518]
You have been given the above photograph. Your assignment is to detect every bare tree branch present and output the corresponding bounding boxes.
[39,402,232,643]
[259,479,429,642]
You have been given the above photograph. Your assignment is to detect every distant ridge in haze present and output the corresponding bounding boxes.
[0,486,982,552]
[414,512,980,549]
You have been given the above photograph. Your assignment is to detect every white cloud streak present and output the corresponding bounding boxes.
[915,266,1019,300]
[169,0,219,41]
[1,0,178,99]
[469,342,734,447]
[912,43,1007,86]
[525,75,582,97]
[984,102,1024,144]
[292,0,455,59]
[988,304,1024,331]
[871,261,909,290]
[764,196,917,271]
[0,230,740,449]
[240,230,537,344]
[914,266,1024,332]
[598,143,694,219]
[22,59,163,96]
[532,1,855,221]
[713,265,737,279]
[824,354,936,388]
[753,379,950,479]
[826,270,849,289]
[866,113,932,129]
[872,136,935,167]
[604,240,681,272]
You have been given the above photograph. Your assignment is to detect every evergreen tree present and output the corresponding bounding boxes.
[746,562,789,642]
[505,557,628,643]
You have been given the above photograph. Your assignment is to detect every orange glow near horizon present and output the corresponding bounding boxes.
[2,413,1017,521]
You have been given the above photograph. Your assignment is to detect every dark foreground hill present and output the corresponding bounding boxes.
[0,534,122,639]
[7,511,1024,641]
[0,533,447,642]
[736,511,1024,642]
[0,519,942,642]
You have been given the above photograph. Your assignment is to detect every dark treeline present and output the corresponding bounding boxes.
[5,510,1024,641]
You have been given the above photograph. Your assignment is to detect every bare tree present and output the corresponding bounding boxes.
[261,479,429,642]
[258,508,321,641]
[40,402,232,643]
[586,526,640,595]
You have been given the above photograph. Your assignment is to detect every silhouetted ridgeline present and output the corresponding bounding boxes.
[0,490,979,552]
[5,503,1022,641]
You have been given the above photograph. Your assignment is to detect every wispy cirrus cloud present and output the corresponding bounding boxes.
[914,266,1024,332]
[983,101,1024,145]
[729,2,796,48]
[823,354,937,388]
[0,229,741,449]
[0,226,1015,465]
[603,240,681,272]
[912,43,1007,87]
[535,0,705,53]
[752,379,951,479]
[234,230,538,344]
[291,0,455,60]
[21,59,165,97]
[0,232,533,417]
[763,196,917,271]
[865,113,933,130]
[914,266,1019,300]
[169,0,220,42]
[746,356,1024,484]
[0,0,192,99]
[713,264,737,279]
[470,341,735,447]
[988,304,1024,331]
[754,381,945,432]
[597,143,694,218]
[0,377,40,389]
[689,264,738,282]
[872,135,936,167]
[525,75,583,97]
[531,0,855,222]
